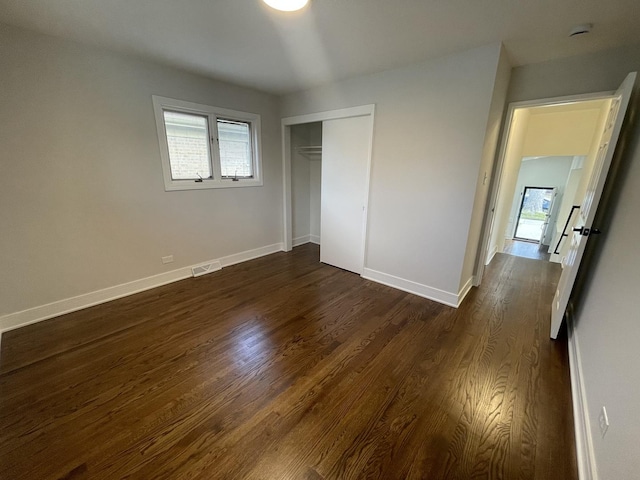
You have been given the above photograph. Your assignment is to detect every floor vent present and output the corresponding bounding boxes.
[191,261,222,278]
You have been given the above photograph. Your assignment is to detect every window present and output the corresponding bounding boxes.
[152,96,262,190]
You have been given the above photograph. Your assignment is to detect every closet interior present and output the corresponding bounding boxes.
[291,122,322,247]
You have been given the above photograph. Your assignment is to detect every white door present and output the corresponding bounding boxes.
[550,72,636,339]
[540,188,559,246]
[320,115,372,274]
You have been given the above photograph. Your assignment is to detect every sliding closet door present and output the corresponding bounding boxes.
[320,115,371,274]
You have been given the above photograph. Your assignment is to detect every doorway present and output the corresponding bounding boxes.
[481,98,611,269]
[282,105,375,275]
[475,72,635,339]
[514,186,556,242]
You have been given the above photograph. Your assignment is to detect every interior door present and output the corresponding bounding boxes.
[320,115,372,274]
[540,188,559,246]
[550,72,636,339]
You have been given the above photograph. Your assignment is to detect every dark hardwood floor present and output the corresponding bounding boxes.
[503,239,552,261]
[0,244,577,479]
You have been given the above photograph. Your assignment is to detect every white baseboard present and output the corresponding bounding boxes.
[293,235,311,247]
[486,245,498,265]
[219,243,284,268]
[361,268,461,308]
[293,235,320,247]
[0,242,284,335]
[457,277,474,306]
[567,313,598,480]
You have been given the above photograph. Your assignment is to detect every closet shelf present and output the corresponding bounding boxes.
[295,145,322,160]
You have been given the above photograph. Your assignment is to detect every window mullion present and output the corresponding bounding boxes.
[210,113,223,181]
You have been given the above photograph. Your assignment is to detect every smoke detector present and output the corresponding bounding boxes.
[569,24,593,37]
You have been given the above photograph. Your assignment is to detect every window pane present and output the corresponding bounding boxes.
[218,119,253,178]
[163,111,212,180]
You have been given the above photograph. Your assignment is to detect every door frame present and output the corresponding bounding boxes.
[281,105,376,272]
[473,91,615,286]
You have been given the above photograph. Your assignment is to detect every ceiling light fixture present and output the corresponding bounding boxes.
[263,0,309,12]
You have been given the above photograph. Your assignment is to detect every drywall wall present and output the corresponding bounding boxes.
[0,24,282,320]
[522,108,604,157]
[508,44,640,480]
[487,109,530,262]
[506,156,573,243]
[460,46,511,290]
[291,124,311,241]
[281,44,503,298]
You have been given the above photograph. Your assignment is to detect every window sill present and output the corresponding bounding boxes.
[163,179,263,191]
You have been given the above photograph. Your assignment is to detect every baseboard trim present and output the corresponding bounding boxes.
[310,234,320,245]
[486,245,498,265]
[457,277,474,306]
[361,268,459,308]
[567,313,598,480]
[293,235,311,247]
[0,242,284,335]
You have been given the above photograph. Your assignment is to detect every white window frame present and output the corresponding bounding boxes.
[152,95,263,191]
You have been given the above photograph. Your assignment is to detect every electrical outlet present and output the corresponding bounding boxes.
[598,406,609,438]
[161,255,174,264]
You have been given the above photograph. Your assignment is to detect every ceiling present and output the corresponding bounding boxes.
[1,0,639,95]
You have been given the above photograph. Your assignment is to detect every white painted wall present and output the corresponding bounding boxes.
[508,44,640,480]
[0,24,283,319]
[487,109,530,262]
[460,46,511,290]
[522,108,604,157]
[507,156,573,242]
[281,44,504,299]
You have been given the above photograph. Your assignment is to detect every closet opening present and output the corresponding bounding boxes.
[282,105,375,275]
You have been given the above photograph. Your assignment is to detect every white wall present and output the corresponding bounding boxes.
[522,108,604,157]
[281,44,504,300]
[487,109,530,261]
[0,24,283,321]
[508,44,640,480]
[460,46,511,290]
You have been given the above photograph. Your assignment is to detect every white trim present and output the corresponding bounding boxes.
[281,105,376,262]
[218,243,283,268]
[310,234,320,245]
[457,276,474,306]
[473,90,615,287]
[152,95,263,191]
[281,105,375,126]
[486,245,499,266]
[567,313,598,480]
[362,268,460,308]
[0,243,284,335]
[292,235,311,247]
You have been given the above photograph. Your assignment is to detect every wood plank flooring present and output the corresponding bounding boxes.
[0,244,577,479]
[503,239,552,262]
